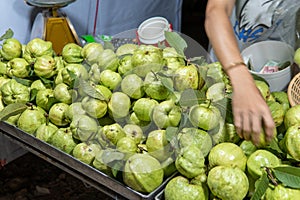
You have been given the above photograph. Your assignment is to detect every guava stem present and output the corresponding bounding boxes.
[265,167,278,186]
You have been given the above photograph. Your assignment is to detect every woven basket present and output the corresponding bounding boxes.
[288,72,300,106]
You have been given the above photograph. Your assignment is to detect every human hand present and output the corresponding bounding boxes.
[231,82,276,146]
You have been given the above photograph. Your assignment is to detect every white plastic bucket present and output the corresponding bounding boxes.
[137,16,170,45]
[241,40,294,92]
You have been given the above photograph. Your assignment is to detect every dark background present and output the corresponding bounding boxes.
[0,1,209,200]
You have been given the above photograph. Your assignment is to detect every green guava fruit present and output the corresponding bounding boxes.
[120,74,145,99]
[123,124,145,144]
[1,79,30,105]
[131,45,164,77]
[284,104,300,129]
[189,103,221,131]
[81,96,107,119]
[116,137,138,159]
[0,38,22,60]
[146,129,173,162]
[271,91,290,114]
[177,127,212,157]
[143,71,173,100]
[61,63,89,86]
[164,176,207,200]
[34,55,57,78]
[132,98,159,122]
[99,69,122,91]
[36,88,57,111]
[35,122,58,143]
[116,43,138,56]
[239,140,257,157]
[96,123,126,147]
[17,105,47,135]
[208,142,247,171]
[53,83,73,104]
[6,58,30,78]
[81,42,104,65]
[267,101,284,127]
[173,64,199,91]
[23,38,54,63]
[92,149,113,176]
[246,149,281,179]
[280,125,300,161]
[61,43,83,63]
[207,165,249,200]
[70,114,98,142]
[264,184,300,200]
[97,49,119,71]
[175,145,206,179]
[65,102,86,121]
[123,153,164,193]
[50,127,77,154]
[152,99,182,129]
[210,121,241,145]
[30,79,47,91]
[117,55,134,76]
[254,80,270,100]
[72,141,101,165]
[294,47,300,65]
[108,92,131,119]
[48,102,70,127]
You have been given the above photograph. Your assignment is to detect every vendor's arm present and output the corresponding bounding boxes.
[204,0,275,145]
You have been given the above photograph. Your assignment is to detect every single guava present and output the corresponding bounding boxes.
[246,149,281,179]
[120,74,145,99]
[164,176,207,200]
[177,127,212,157]
[132,98,159,122]
[123,124,145,144]
[123,153,164,193]
[284,104,300,129]
[208,142,247,171]
[50,127,77,154]
[175,145,206,179]
[108,92,131,119]
[146,129,173,162]
[264,184,300,200]
[17,105,47,135]
[280,125,300,161]
[35,122,58,143]
[152,99,182,129]
[72,142,101,165]
[207,165,249,200]
[48,102,70,127]
[189,103,221,131]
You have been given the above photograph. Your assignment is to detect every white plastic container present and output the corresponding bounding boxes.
[241,40,294,92]
[137,16,170,45]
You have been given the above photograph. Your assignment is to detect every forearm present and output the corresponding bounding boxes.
[204,1,255,88]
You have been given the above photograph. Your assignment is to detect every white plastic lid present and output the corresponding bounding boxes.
[137,17,170,44]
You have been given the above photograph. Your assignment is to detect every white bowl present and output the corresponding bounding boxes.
[241,40,294,91]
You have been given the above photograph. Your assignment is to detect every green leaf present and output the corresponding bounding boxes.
[13,76,32,87]
[273,166,300,189]
[29,88,38,102]
[79,80,107,101]
[178,89,206,107]
[164,31,187,57]
[251,172,269,200]
[166,126,178,142]
[160,77,174,93]
[189,56,208,66]
[0,29,14,41]
[111,160,124,178]
[0,103,27,121]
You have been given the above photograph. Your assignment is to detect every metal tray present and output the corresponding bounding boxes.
[0,121,176,200]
